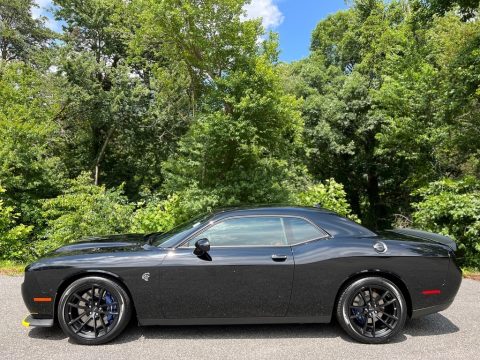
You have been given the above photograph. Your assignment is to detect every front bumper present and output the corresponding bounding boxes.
[22,271,56,318]
[22,314,54,328]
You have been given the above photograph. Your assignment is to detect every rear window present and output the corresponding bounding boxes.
[284,217,327,244]
[313,214,377,237]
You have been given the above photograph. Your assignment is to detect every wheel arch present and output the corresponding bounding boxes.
[333,270,413,318]
[54,270,137,322]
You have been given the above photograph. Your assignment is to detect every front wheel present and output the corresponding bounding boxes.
[58,276,132,345]
[336,277,407,344]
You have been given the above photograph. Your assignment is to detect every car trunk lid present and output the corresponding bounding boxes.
[386,228,457,251]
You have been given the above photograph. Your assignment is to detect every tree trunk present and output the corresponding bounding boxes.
[364,130,381,229]
[93,126,115,185]
[1,44,7,61]
[348,189,362,220]
[366,168,380,229]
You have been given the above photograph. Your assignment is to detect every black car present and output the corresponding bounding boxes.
[22,206,461,345]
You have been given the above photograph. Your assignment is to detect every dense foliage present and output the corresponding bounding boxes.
[412,178,480,268]
[0,0,479,267]
[0,185,32,261]
[282,0,480,232]
[38,173,134,256]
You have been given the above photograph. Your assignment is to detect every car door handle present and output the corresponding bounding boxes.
[271,254,288,262]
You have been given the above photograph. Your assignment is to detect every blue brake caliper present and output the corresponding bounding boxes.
[105,291,115,324]
[352,308,366,326]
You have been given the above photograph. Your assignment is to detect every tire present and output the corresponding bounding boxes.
[58,276,132,345]
[336,277,407,344]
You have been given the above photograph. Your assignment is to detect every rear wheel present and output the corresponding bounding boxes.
[58,276,131,345]
[336,277,407,344]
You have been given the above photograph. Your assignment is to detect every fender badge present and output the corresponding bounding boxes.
[142,272,150,282]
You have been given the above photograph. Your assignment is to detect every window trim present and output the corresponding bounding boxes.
[177,214,330,248]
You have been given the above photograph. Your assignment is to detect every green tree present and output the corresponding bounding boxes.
[283,0,480,228]
[0,0,54,62]
[413,0,480,20]
[374,9,480,212]
[131,0,261,106]
[284,0,410,227]
[0,62,65,223]
[53,0,194,195]
[133,0,307,207]
[163,48,307,207]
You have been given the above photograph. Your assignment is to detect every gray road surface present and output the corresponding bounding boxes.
[1,275,479,360]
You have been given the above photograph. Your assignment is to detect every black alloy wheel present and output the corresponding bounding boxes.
[58,276,131,345]
[336,277,407,344]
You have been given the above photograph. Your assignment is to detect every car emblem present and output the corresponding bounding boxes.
[142,272,150,282]
[373,241,388,253]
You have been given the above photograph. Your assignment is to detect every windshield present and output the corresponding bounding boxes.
[147,213,213,248]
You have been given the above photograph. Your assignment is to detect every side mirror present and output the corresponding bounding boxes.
[193,238,210,256]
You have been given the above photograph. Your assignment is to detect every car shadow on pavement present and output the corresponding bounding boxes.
[27,313,459,345]
[28,326,66,341]
[404,313,459,337]
[88,322,348,346]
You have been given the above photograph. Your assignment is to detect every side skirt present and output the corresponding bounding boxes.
[138,316,331,326]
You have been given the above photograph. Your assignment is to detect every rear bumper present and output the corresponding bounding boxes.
[410,254,461,319]
[22,314,54,328]
[410,300,453,319]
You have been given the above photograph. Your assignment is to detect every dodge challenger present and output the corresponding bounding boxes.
[21,206,462,344]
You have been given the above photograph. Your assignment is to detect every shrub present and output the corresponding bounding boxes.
[412,177,480,268]
[0,185,33,262]
[131,178,358,234]
[130,187,220,233]
[130,195,178,234]
[36,173,134,256]
[293,178,360,222]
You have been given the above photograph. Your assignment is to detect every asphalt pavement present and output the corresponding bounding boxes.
[1,275,479,360]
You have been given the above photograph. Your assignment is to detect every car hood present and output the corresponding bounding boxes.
[52,233,147,255]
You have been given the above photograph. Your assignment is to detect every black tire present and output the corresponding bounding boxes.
[336,277,407,344]
[58,276,132,345]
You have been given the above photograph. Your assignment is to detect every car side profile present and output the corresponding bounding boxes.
[21,206,462,344]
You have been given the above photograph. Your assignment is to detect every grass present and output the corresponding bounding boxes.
[462,267,480,280]
[0,261,26,276]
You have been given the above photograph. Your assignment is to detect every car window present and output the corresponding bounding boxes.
[284,217,326,245]
[150,212,213,247]
[313,214,376,237]
[186,217,288,247]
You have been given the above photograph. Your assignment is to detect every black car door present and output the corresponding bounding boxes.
[158,216,294,319]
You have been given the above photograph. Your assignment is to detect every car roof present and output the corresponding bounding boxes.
[207,205,377,238]
[209,205,335,220]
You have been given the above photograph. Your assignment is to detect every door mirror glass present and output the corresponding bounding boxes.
[194,238,210,256]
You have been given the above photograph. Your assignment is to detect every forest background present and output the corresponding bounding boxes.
[1,0,479,271]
